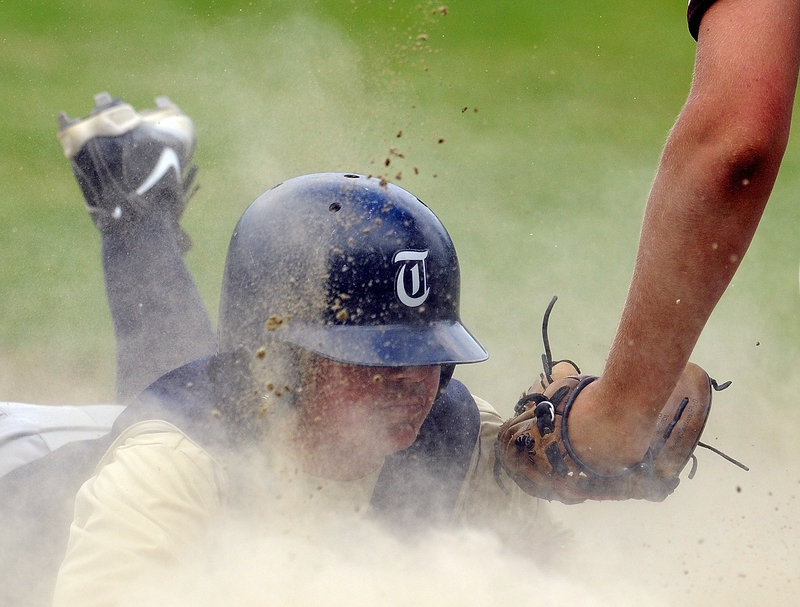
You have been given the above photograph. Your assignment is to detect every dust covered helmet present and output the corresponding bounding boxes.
[218,172,487,367]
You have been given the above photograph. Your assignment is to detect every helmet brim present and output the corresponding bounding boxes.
[276,320,488,367]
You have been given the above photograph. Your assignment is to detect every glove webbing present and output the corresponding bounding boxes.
[693,376,748,473]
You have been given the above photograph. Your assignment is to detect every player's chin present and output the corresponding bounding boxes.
[370,403,432,453]
[380,420,424,453]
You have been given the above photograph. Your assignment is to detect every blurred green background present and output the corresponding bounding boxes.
[4,0,799,409]
[3,1,800,602]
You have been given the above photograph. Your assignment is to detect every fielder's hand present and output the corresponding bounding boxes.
[494,297,744,504]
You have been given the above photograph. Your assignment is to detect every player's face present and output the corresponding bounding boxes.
[294,356,441,478]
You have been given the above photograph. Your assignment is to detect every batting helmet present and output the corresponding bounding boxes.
[217,172,487,368]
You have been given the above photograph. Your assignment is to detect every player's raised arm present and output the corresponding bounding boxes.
[571,0,800,471]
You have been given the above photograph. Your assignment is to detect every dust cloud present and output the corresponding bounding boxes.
[5,5,800,607]
[117,396,798,607]
[129,515,658,607]
[117,433,659,607]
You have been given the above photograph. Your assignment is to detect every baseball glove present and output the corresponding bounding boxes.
[494,296,746,504]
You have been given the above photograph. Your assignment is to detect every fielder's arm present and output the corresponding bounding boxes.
[568,0,800,472]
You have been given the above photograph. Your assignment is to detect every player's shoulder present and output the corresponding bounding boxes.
[104,419,215,464]
[472,394,504,425]
[97,419,228,498]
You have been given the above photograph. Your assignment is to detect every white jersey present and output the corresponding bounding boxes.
[0,402,124,477]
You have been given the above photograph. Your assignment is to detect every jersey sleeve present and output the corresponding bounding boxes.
[688,0,718,40]
[454,396,572,552]
[52,422,226,607]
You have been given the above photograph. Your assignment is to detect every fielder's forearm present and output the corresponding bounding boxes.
[601,0,800,423]
[569,0,800,469]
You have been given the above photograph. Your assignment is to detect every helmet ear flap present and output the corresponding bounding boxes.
[438,364,456,396]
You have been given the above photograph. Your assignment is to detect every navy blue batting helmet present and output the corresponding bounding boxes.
[218,173,487,367]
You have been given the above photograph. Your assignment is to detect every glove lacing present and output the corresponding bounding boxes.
[505,295,748,493]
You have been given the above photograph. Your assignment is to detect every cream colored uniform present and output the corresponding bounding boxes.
[52,396,564,607]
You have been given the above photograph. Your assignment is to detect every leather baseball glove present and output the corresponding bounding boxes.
[494,297,746,504]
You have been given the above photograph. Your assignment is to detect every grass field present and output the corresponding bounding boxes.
[2,1,800,604]
[1,0,704,403]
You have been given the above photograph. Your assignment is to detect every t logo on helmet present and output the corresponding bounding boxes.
[393,250,430,308]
